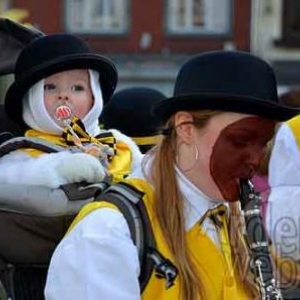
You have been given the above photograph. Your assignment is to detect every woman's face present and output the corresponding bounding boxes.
[44,69,94,120]
[190,113,276,202]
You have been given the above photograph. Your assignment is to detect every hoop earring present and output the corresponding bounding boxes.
[176,143,199,172]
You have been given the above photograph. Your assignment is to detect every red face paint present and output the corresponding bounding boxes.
[210,117,276,202]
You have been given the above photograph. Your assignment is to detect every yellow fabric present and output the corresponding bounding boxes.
[131,135,162,146]
[23,129,132,182]
[23,129,66,157]
[107,141,132,183]
[70,178,252,299]
[287,115,300,148]
[205,205,233,275]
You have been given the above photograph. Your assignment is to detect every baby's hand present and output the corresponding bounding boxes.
[55,153,106,186]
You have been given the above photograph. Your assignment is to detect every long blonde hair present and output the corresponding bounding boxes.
[146,110,259,299]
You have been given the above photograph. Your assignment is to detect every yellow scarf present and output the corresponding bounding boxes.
[24,119,132,182]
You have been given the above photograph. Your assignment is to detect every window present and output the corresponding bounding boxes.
[276,0,300,46]
[65,0,129,34]
[166,0,232,35]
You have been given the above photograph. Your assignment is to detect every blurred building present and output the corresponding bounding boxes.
[10,0,251,96]
[251,0,300,93]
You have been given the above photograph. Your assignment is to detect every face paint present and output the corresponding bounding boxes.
[210,117,276,202]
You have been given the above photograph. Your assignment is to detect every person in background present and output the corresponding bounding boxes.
[266,112,300,262]
[279,88,300,109]
[45,51,300,300]
[252,88,300,221]
[100,87,166,154]
[261,87,300,294]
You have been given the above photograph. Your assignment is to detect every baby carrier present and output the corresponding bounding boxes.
[0,113,98,299]
[0,171,177,299]
[0,122,177,299]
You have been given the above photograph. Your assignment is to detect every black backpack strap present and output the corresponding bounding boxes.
[0,132,14,144]
[59,178,111,202]
[96,182,154,291]
[0,137,65,157]
[97,182,178,292]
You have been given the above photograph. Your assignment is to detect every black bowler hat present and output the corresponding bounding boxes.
[100,87,166,153]
[5,33,118,125]
[154,51,300,122]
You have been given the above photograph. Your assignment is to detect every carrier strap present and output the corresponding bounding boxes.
[0,137,65,157]
[96,182,155,292]
[97,181,178,292]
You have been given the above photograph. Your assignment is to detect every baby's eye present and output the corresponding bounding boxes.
[44,83,56,92]
[71,85,85,92]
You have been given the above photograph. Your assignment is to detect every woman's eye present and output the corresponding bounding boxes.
[259,140,269,148]
[231,139,251,147]
[44,83,56,91]
[71,85,84,92]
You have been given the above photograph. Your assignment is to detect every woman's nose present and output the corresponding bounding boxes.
[246,145,265,170]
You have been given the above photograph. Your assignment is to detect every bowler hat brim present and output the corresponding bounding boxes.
[154,93,300,122]
[5,53,117,125]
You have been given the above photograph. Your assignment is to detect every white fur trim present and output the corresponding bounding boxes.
[0,150,106,188]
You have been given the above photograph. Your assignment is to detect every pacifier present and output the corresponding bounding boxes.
[51,101,83,147]
[55,105,72,120]
[52,101,74,127]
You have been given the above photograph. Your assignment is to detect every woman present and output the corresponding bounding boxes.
[45,51,300,299]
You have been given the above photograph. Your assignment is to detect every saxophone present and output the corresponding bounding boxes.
[239,179,282,300]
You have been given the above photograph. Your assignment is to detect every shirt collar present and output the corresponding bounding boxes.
[175,166,225,230]
[130,157,227,230]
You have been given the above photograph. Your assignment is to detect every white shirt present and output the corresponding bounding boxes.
[44,164,224,300]
[267,123,300,260]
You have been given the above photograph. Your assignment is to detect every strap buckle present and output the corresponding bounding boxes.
[148,248,178,289]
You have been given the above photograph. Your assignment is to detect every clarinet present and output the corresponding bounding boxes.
[239,179,282,300]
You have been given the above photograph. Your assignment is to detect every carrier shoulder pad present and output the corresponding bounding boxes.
[0,136,66,157]
[97,181,156,292]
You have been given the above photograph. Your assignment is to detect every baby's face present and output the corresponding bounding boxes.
[44,69,93,120]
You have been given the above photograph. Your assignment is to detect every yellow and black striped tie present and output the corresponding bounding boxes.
[62,116,117,158]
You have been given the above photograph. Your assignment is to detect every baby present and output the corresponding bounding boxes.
[0,34,142,189]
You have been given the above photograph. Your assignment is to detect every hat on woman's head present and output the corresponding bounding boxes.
[100,87,166,152]
[154,50,300,123]
[5,33,118,125]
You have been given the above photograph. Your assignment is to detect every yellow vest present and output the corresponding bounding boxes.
[23,129,132,183]
[70,178,252,299]
[287,115,300,149]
